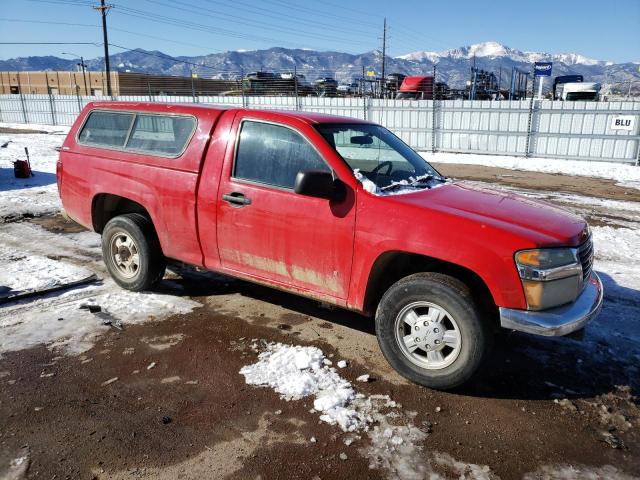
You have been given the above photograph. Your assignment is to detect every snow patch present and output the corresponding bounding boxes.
[0,123,69,220]
[0,222,200,357]
[421,151,640,191]
[2,449,30,480]
[240,342,497,479]
[0,243,93,296]
[523,464,637,480]
[0,282,199,357]
[592,226,640,263]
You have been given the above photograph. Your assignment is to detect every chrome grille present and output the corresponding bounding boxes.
[578,235,594,280]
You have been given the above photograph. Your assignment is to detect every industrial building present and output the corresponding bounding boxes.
[0,71,238,96]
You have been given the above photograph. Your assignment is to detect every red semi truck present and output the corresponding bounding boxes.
[396,76,434,99]
[57,102,602,389]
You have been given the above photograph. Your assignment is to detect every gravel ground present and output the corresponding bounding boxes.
[0,163,639,480]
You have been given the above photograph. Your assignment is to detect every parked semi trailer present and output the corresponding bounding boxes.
[553,75,600,101]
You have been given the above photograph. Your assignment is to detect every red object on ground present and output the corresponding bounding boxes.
[13,160,32,178]
[14,147,33,178]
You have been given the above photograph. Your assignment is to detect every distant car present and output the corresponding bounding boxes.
[337,82,358,94]
[314,78,338,96]
[385,73,406,92]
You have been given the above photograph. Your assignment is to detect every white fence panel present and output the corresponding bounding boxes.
[438,100,530,156]
[370,99,433,150]
[299,97,366,119]
[0,94,26,123]
[532,100,640,162]
[1,94,638,164]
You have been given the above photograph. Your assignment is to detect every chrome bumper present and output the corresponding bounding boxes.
[499,273,603,336]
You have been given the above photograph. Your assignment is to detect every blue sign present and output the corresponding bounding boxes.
[534,62,553,77]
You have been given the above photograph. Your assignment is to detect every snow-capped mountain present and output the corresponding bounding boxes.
[398,41,610,66]
[0,41,635,89]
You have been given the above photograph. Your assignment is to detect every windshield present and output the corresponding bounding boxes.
[315,123,444,193]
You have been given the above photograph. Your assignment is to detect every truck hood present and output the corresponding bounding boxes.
[387,181,587,246]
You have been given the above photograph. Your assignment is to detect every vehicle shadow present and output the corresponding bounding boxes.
[463,270,639,400]
[0,168,57,191]
[158,266,638,401]
[157,264,376,335]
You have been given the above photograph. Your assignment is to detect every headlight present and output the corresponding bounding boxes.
[515,248,582,310]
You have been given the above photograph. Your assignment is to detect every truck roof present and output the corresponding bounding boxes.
[399,76,433,92]
[83,101,371,125]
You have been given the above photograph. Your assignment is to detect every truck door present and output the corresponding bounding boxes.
[215,118,355,302]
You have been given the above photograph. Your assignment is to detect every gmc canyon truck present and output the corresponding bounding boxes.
[57,102,603,390]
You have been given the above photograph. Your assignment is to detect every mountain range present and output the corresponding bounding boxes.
[1,41,637,89]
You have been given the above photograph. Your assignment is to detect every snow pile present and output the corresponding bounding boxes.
[420,151,640,191]
[353,169,445,197]
[353,169,378,194]
[241,342,497,479]
[0,243,93,296]
[240,344,365,431]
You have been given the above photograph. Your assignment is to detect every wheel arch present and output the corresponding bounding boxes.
[92,193,154,234]
[362,250,499,321]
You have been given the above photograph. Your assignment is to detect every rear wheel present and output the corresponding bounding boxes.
[375,272,490,390]
[101,213,166,291]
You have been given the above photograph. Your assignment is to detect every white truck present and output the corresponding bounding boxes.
[553,75,600,101]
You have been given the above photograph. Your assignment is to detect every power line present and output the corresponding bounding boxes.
[112,3,374,49]
[0,18,229,54]
[167,0,379,39]
[0,41,100,45]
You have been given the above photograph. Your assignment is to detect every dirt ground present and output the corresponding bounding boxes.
[432,162,640,202]
[1,165,639,480]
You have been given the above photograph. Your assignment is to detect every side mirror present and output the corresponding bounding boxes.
[294,170,342,200]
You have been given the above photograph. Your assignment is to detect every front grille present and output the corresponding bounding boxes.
[578,235,594,281]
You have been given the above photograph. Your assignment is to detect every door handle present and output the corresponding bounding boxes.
[222,192,252,206]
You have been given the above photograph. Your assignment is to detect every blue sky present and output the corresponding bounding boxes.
[0,0,638,62]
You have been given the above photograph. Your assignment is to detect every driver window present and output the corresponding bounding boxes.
[234,120,330,189]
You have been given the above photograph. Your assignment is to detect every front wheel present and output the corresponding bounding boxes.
[101,213,166,292]
[375,272,490,390]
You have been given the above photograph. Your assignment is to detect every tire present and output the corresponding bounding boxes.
[101,213,166,292]
[375,272,490,390]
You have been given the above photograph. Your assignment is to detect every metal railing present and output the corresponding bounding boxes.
[0,93,638,164]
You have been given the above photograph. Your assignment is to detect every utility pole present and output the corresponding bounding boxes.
[78,56,89,95]
[380,17,387,99]
[94,0,113,96]
[62,52,89,95]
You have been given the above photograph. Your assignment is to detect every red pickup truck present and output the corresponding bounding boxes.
[57,102,603,389]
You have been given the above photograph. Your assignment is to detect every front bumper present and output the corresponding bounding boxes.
[499,273,603,336]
